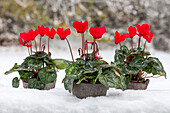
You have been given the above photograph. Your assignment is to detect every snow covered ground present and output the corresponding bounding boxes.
[0,38,170,113]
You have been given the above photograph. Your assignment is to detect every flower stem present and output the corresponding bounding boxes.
[119,43,125,65]
[66,38,75,63]
[34,39,37,52]
[48,38,50,57]
[81,33,85,59]
[39,36,42,51]
[142,41,147,56]
[131,38,134,52]
[138,37,141,48]
[28,47,30,56]
[86,41,88,61]
[30,44,32,55]
[92,39,96,60]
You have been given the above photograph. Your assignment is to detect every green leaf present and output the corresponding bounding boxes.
[130,48,151,57]
[83,65,100,74]
[114,53,123,63]
[12,77,20,88]
[31,51,48,59]
[5,63,19,75]
[65,63,83,79]
[28,59,43,70]
[99,68,125,90]
[64,76,74,93]
[64,60,72,66]
[121,45,129,53]
[129,56,147,70]
[18,71,34,80]
[28,78,45,90]
[120,75,126,90]
[38,68,57,84]
[93,60,108,65]
[111,62,125,75]
[44,56,53,65]
[145,57,166,78]
[76,75,96,84]
[125,76,131,85]
[15,56,32,71]
[52,59,68,70]
[94,68,102,83]
[123,64,139,74]
[100,64,114,69]
[143,65,152,74]
[76,58,85,65]
[114,46,129,63]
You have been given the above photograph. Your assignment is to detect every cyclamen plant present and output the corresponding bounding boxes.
[60,21,126,93]
[112,24,166,84]
[5,25,66,90]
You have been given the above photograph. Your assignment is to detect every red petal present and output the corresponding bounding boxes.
[148,32,153,43]
[114,31,120,44]
[136,24,142,36]
[64,28,71,36]
[89,27,96,39]
[124,33,130,38]
[83,21,88,32]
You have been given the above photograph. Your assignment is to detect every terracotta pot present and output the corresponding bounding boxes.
[72,81,108,99]
[126,79,150,90]
[22,79,56,90]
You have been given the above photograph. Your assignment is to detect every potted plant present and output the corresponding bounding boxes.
[5,25,67,90]
[58,21,126,99]
[111,24,166,90]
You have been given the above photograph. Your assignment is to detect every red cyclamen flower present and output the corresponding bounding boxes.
[45,27,57,39]
[57,28,71,40]
[124,26,137,38]
[28,29,39,41]
[89,26,106,39]
[20,32,32,47]
[73,21,88,33]
[136,24,150,37]
[143,32,153,43]
[38,25,46,36]
[114,31,126,44]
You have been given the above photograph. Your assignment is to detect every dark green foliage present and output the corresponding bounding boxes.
[144,57,166,78]
[98,68,126,90]
[12,77,20,88]
[64,55,126,93]
[129,56,147,70]
[112,45,166,81]
[28,78,45,90]
[28,59,43,70]
[5,51,67,90]
[38,68,57,84]
[114,45,129,64]
[4,63,19,75]
[64,76,74,93]
[19,71,34,80]
[52,59,68,69]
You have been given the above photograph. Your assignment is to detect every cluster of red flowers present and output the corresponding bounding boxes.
[114,24,153,44]
[73,21,106,39]
[20,21,106,48]
[20,25,57,47]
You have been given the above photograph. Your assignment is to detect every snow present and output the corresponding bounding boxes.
[0,39,170,113]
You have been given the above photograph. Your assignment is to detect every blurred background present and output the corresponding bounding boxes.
[0,0,170,52]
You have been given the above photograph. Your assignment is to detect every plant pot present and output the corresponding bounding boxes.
[72,81,108,99]
[126,79,150,90]
[22,79,56,90]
